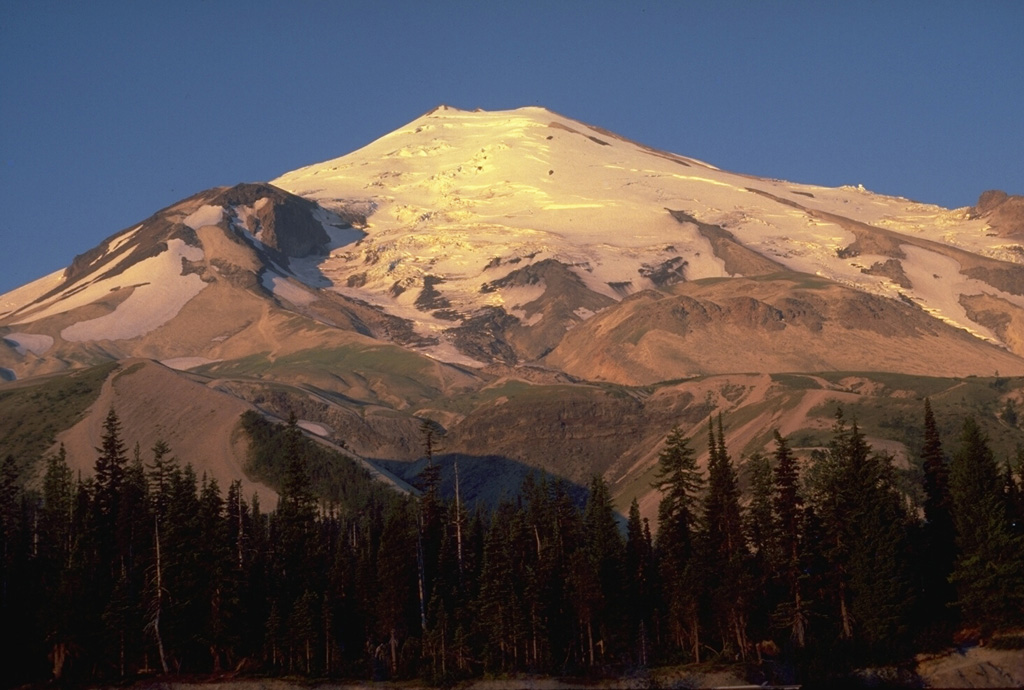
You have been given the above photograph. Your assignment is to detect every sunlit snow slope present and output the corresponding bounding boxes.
[273,105,1024,361]
[3,105,1024,383]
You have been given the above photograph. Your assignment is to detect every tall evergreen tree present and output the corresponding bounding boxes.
[94,409,128,566]
[37,445,77,680]
[807,410,915,663]
[772,431,806,649]
[701,416,749,658]
[652,425,704,660]
[624,498,654,666]
[39,445,75,571]
[949,416,1024,632]
[916,399,957,643]
[580,475,624,664]
[743,451,775,648]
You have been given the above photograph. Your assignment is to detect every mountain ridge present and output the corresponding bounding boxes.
[3,104,1024,517]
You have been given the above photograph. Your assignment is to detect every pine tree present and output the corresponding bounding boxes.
[580,475,624,664]
[916,399,957,643]
[37,445,76,680]
[772,431,807,649]
[624,498,654,666]
[40,445,74,570]
[94,409,128,566]
[701,416,749,658]
[652,425,704,660]
[110,447,150,675]
[163,464,204,669]
[145,440,178,674]
[949,416,1024,632]
[0,454,38,685]
[374,499,418,676]
[147,439,177,522]
[274,412,320,611]
[743,451,775,648]
[414,421,445,640]
[807,409,915,663]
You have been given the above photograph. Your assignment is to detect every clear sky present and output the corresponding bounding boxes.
[1,1,1022,295]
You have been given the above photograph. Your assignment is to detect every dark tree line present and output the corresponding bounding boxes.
[2,403,1023,687]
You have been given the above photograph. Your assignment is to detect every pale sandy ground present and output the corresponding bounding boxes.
[56,359,278,508]
[915,644,1024,688]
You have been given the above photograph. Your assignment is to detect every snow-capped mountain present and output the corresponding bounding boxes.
[3,105,1024,513]
[271,105,1024,378]
[5,104,1024,382]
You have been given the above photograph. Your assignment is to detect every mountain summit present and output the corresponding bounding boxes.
[3,105,1024,510]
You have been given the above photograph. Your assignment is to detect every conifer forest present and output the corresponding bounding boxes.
[2,402,1023,687]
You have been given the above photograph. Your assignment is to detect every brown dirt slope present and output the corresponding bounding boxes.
[56,359,276,507]
[545,275,1024,386]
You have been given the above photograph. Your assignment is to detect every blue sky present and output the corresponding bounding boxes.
[1,1,1022,295]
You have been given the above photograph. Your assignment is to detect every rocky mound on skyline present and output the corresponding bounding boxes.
[973,189,1024,237]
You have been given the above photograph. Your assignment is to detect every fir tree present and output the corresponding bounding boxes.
[652,425,704,660]
[701,416,749,658]
[772,431,807,649]
[916,399,957,643]
[949,416,1024,631]
[624,498,654,666]
[94,409,128,568]
[807,409,915,663]
[743,451,775,647]
[580,475,624,664]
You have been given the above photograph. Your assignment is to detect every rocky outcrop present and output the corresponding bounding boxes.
[545,276,1024,385]
[666,208,786,276]
[477,259,615,361]
[862,258,912,288]
[973,189,1024,237]
[215,183,330,258]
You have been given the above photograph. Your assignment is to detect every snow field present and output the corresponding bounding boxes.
[0,269,65,318]
[260,270,317,306]
[184,204,225,231]
[2,332,54,356]
[60,240,208,341]
[161,357,221,370]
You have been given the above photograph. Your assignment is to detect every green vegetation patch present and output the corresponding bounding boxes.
[239,410,395,511]
[197,344,449,404]
[426,379,602,416]
[0,362,117,484]
[805,374,1024,464]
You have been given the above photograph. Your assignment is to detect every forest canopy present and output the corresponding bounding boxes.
[1,403,1023,687]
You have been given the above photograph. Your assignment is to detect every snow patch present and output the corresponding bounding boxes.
[60,239,207,341]
[261,270,317,305]
[183,204,224,230]
[2,332,54,356]
[418,339,486,368]
[107,225,142,255]
[161,357,221,370]
[899,245,1013,342]
[297,420,331,437]
[0,270,65,318]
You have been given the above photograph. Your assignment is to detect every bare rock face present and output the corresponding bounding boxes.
[976,189,1010,214]
[545,275,1024,385]
[973,189,1024,236]
[862,258,912,288]
[473,259,615,361]
[214,183,331,258]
